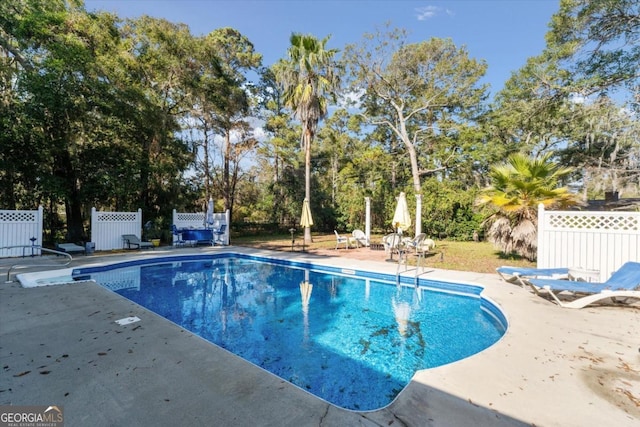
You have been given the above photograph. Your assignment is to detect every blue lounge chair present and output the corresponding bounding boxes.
[496,266,569,288]
[527,261,640,309]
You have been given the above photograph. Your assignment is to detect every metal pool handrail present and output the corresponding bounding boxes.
[2,245,73,283]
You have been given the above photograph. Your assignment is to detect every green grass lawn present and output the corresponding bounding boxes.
[232,233,536,274]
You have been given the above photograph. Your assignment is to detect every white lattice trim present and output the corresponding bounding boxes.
[176,213,205,221]
[0,211,37,222]
[547,213,639,231]
[95,212,139,222]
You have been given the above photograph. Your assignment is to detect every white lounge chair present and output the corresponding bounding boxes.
[122,234,155,250]
[526,261,640,309]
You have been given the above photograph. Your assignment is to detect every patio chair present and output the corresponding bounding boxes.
[122,234,155,250]
[171,225,187,247]
[382,233,402,259]
[404,233,427,254]
[213,224,227,246]
[496,266,570,288]
[526,261,640,309]
[334,230,353,250]
[55,242,86,255]
[351,229,368,247]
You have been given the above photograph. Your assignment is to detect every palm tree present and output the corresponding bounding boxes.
[274,33,340,244]
[476,152,582,260]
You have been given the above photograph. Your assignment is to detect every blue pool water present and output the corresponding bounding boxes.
[72,254,506,411]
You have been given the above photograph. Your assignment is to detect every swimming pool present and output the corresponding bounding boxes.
[72,253,507,411]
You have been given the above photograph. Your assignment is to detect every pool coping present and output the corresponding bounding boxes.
[2,246,639,426]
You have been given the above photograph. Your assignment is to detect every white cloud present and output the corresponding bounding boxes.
[415,5,454,21]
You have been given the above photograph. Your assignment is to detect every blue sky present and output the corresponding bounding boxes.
[85,0,561,96]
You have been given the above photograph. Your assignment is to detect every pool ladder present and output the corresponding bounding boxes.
[396,247,428,287]
[1,245,73,283]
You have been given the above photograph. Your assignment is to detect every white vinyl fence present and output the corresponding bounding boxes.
[91,208,143,251]
[537,205,640,281]
[0,206,44,257]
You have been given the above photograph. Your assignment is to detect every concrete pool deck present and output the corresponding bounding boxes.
[1,246,639,426]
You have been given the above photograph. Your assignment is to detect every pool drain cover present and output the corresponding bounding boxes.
[115,316,141,326]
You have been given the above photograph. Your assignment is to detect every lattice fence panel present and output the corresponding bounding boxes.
[0,211,37,222]
[547,213,639,231]
[96,212,139,222]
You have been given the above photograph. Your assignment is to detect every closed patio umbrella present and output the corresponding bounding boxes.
[206,197,214,228]
[392,192,411,234]
[390,192,411,261]
[300,198,313,251]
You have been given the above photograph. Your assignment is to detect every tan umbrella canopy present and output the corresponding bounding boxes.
[300,198,313,251]
[392,192,411,234]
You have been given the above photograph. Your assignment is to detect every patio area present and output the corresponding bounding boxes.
[1,245,639,426]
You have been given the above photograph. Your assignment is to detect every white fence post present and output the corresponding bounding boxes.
[365,197,371,245]
[415,194,422,236]
[91,207,97,246]
[172,209,177,245]
[537,204,545,267]
[37,205,43,249]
